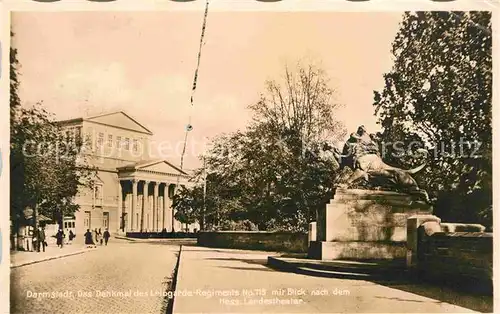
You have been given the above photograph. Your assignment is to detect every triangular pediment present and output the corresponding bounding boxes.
[85,111,153,135]
[138,160,188,175]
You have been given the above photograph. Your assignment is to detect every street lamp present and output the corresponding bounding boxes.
[202,156,207,231]
[201,136,211,231]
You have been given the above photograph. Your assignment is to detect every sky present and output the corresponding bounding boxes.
[12,11,403,170]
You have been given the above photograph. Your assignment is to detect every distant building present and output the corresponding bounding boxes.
[58,111,196,236]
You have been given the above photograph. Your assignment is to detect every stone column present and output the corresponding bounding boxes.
[117,180,123,233]
[124,193,130,232]
[158,183,164,232]
[153,183,159,232]
[131,179,138,232]
[160,194,164,231]
[141,180,149,232]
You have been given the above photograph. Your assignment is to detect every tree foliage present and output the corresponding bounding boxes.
[173,62,345,232]
[373,12,492,228]
[10,33,96,234]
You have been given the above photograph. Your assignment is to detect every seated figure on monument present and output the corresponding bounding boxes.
[333,125,429,203]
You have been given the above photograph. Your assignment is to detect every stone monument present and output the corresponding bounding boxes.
[309,126,433,260]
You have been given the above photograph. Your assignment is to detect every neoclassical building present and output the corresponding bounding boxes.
[58,111,195,236]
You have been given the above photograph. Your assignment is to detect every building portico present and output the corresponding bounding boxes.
[117,160,193,233]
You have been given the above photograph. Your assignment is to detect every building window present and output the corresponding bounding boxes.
[84,212,91,228]
[107,134,113,147]
[125,138,130,150]
[133,139,138,151]
[103,212,109,228]
[85,128,93,149]
[116,136,122,149]
[75,127,82,140]
[97,132,104,147]
[94,184,103,207]
[87,127,94,148]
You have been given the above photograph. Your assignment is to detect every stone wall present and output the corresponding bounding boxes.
[197,231,308,253]
[409,216,493,293]
[126,232,197,239]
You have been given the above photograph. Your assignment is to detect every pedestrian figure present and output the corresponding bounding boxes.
[69,230,75,244]
[65,229,70,245]
[103,228,110,246]
[32,227,39,253]
[93,228,99,248]
[38,226,46,252]
[98,228,103,245]
[56,229,65,248]
[84,229,94,248]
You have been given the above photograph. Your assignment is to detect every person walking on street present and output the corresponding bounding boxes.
[98,228,103,245]
[103,228,110,246]
[32,227,39,253]
[93,228,99,248]
[38,226,46,252]
[69,230,75,244]
[65,229,71,245]
[84,229,94,248]
[56,229,65,248]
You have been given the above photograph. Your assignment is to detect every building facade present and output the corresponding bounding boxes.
[59,111,195,236]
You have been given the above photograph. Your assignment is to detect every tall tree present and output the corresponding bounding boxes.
[10,33,96,246]
[174,62,346,232]
[250,62,345,145]
[373,12,492,228]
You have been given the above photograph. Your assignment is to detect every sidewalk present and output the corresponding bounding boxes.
[173,246,484,313]
[10,243,95,268]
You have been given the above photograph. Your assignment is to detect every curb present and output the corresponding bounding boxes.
[167,245,182,314]
[114,235,138,242]
[11,248,95,268]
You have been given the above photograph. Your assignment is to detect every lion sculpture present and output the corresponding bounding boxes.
[328,125,430,203]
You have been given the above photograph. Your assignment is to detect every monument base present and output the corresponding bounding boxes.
[308,240,406,260]
[309,188,433,260]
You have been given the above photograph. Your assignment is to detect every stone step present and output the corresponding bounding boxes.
[296,266,372,279]
[268,256,409,280]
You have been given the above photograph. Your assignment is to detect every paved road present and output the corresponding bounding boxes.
[174,246,485,313]
[11,240,180,314]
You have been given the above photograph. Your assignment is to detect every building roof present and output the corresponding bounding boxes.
[117,159,189,176]
[58,111,154,135]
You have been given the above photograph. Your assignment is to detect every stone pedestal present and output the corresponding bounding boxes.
[308,222,317,242]
[308,188,433,260]
[406,214,441,267]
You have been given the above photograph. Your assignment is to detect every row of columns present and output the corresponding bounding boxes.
[118,179,181,233]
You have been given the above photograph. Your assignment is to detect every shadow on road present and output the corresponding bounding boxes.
[374,279,493,313]
[217,266,276,272]
[204,257,268,266]
[268,262,492,313]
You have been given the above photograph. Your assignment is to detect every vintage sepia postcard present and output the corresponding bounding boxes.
[1,0,498,313]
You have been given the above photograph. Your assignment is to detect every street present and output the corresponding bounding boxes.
[10,240,180,314]
[10,240,492,314]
